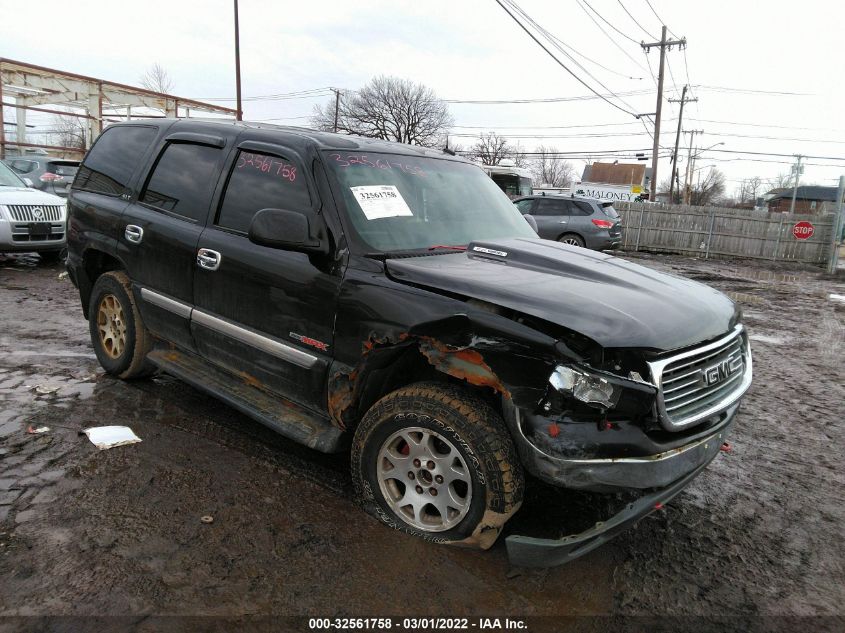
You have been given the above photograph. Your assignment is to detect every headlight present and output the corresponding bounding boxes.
[549,365,621,409]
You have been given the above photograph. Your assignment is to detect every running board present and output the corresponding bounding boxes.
[147,349,347,453]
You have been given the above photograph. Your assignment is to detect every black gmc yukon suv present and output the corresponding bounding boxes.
[66,120,752,567]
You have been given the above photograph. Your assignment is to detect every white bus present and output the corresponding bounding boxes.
[483,161,533,199]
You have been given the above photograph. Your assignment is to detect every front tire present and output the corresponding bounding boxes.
[352,382,523,549]
[88,271,154,379]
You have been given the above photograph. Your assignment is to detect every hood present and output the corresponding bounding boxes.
[0,187,66,206]
[385,238,738,352]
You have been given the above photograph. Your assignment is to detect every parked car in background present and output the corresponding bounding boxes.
[3,156,80,198]
[513,194,622,250]
[0,160,67,261]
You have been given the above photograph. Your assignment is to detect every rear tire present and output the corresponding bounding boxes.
[352,381,523,549]
[558,233,585,248]
[88,271,154,379]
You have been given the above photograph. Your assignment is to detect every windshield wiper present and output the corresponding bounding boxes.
[364,245,467,260]
[427,244,467,252]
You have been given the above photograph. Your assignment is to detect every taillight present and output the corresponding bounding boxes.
[40,172,63,182]
[592,219,614,229]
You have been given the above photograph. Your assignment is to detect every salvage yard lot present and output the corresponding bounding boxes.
[0,252,843,621]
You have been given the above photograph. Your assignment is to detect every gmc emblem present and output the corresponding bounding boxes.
[701,353,743,387]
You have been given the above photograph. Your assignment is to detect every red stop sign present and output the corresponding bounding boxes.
[792,221,815,240]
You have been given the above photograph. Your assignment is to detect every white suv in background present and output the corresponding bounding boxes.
[0,159,67,262]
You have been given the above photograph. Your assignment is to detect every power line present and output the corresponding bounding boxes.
[509,2,643,80]
[501,0,641,107]
[617,0,656,39]
[575,0,651,74]
[580,0,641,44]
[445,88,653,104]
[492,0,638,117]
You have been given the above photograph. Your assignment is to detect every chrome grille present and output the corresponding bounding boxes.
[7,205,64,222]
[649,326,752,430]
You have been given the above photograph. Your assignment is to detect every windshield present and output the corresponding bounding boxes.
[324,151,536,253]
[0,161,25,187]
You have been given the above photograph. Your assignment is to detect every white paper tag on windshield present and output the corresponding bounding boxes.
[351,185,413,220]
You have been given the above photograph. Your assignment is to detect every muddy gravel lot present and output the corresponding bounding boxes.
[0,251,843,630]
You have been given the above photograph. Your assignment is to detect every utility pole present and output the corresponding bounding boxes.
[641,26,686,201]
[332,88,340,133]
[683,129,703,205]
[788,154,803,214]
[234,0,243,121]
[668,85,697,203]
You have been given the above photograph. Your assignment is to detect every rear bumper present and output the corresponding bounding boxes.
[505,452,718,567]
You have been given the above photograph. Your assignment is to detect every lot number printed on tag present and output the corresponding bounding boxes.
[351,185,413,220]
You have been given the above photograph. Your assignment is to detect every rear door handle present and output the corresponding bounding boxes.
[197,248,222,271]
[124,225,144,244]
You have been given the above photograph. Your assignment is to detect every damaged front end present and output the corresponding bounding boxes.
[500,325,752,567]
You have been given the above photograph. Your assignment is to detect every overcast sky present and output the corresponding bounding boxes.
[2,0,844,195]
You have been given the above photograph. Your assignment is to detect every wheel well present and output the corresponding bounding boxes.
[557,231,584,243]
[343,343,505,432]
[80,250,124,319]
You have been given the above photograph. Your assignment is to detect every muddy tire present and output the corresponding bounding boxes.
[88,271,154,379]
[558,233,585,248]
[352,381,523,549]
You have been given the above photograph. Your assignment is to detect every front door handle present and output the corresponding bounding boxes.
[197,248,222,271]
[124,225,144,244]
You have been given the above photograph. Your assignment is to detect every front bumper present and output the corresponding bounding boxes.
[0,218,66,252]
[505,450,720,567]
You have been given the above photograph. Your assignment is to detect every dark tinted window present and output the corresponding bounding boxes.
[571,200,594,216]
[216,151,310,233]
[535,198,570,216]
[74,126,157,195]
[140,143,222,222]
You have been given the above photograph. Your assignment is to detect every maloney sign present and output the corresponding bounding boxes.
[573,184,646,203]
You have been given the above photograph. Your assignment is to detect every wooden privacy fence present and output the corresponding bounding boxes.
[615,202,837,266]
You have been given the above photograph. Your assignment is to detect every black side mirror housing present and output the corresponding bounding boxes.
[248,208,329,255]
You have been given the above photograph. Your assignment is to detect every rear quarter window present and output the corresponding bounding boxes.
[140,142,222,222]
[74,126,157,196]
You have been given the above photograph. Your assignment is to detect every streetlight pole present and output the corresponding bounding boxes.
[234,0,243,121]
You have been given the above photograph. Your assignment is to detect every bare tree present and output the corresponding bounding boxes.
[140,63,174,94]
[311,76,452,147]
[690,167,726,206]
[529,146,574,187]
[766,172,793,191]
[48,114,87,151]
[737,176,764,203]
[468,132,515,165]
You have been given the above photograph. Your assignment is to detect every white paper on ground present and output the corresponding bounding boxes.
[350,185,413,220]
[83,426,142,450]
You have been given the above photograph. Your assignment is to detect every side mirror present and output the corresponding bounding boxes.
[248,208,328,255]
[23,177,34,188]
[523,214,538,233]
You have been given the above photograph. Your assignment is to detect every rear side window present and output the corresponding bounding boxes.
[216,150,310,233]
[74,126,157,196]
[571,201,594,216]
[535,198,568,216]
[140,143,222,222]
